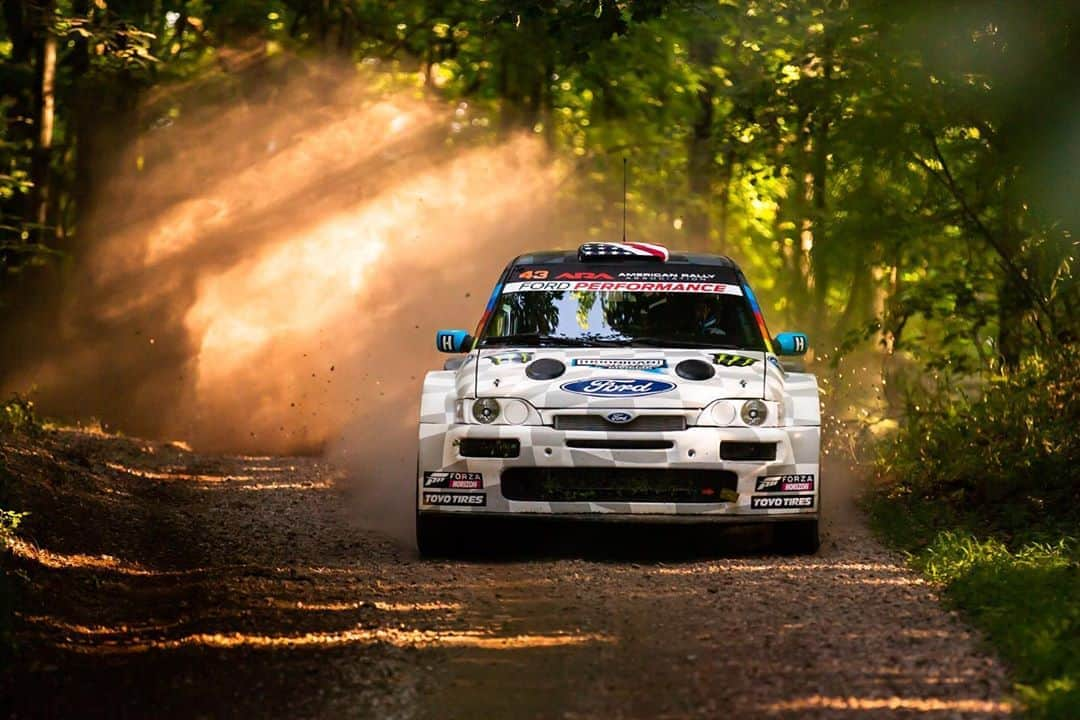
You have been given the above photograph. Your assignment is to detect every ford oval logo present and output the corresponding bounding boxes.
[561,378,676,398]
[606,411,635,424]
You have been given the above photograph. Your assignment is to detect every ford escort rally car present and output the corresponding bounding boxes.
[417,242,821,555]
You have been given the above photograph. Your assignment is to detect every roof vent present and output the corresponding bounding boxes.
[578,242,669,262]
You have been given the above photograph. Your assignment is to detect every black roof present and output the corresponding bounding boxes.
[512,249,740,270]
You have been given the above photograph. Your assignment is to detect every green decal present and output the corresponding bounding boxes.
[488,352,532,365]
[713,353,758,367]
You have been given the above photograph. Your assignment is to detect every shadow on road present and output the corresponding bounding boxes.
[420,517,781,563]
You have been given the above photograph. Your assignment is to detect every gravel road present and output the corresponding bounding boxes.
[4,431,1012,718]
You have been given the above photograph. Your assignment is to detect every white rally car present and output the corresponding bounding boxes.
[417,242,821,555]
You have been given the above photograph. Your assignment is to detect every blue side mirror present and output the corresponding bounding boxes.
[435,329,472,353]
[774,332,809,356]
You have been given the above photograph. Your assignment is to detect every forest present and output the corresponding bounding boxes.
[2,1,1078,717]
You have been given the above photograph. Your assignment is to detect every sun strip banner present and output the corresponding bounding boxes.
[502,281,745,295]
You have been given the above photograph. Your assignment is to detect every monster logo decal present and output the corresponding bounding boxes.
[714,353,758,367]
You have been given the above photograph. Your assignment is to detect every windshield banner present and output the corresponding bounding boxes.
[503,280,744,295]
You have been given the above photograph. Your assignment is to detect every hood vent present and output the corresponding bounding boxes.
[675,359,716,380]
[525,358,566,380]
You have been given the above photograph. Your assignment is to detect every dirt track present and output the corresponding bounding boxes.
[3,430,1011,718]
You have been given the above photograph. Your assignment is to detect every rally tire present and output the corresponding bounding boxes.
[775,519,820,555]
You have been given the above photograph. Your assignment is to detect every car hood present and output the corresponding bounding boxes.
[470,347,767,409]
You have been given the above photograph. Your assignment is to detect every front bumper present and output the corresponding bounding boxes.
[417,423,820,521]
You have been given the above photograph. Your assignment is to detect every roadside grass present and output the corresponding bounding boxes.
[869,497,1079,718]
[866,349,1079,717]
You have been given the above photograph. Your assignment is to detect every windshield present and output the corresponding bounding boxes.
[479,278,766,350]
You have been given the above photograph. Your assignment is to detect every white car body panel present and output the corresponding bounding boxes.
[417,347,820,521]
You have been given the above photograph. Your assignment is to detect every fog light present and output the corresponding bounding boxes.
[720,441,776,461]
[460,438,520,458]
[472,398,500,424]
[741,399,768,426]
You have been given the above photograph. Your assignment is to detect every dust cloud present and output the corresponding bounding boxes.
[7,59,568,540]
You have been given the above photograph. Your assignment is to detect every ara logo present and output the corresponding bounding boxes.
[561,378,676,397]
[556,272,615,280]
[605,411,635,424]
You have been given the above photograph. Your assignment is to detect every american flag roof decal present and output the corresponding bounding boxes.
[578,242,670,262]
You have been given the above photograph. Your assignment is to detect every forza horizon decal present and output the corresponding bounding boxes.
[751,495,814,509]
[423,492,487,506]
[756,474,815,492]
[423,471,483,490]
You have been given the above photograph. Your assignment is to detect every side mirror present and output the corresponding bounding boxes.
[774,332,809,356]
[435,329,473,354]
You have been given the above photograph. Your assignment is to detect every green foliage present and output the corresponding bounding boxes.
[1,0,1078,362]
[0,0,1075,700]
[871,347,1080,718]
[0,395,40,436]
[0,509,25,549]
[0,493,25,667]
[869,505,1080,718]
[874,348,1079,537]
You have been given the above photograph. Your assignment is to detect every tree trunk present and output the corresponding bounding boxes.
[995,177,1028,369]
[997,272,1025,369]
[808,32,833,323]
[686,36,717,248]
[69,0,93,257]
[30,0,58,243]
[715,148,735,253]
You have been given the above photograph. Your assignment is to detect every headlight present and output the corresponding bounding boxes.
[710,400,736,425]
[501,399,529,425]
[472,398,501,424]
[741,399,768,426]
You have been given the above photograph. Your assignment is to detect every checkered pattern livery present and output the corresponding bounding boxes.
[418,346,821,521]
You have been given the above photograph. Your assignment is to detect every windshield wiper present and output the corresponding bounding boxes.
[480,333,625,348]
[630,336,744,349]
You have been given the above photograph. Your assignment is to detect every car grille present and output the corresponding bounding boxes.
[565,439,673,450]
[553,414,686,432]
[501,468,738,503]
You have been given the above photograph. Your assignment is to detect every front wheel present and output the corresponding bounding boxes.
[774,519,820,555]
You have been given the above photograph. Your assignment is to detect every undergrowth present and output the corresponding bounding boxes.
[869,348,1080,718]
[0,394,38,666]
[1,395,40,436]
